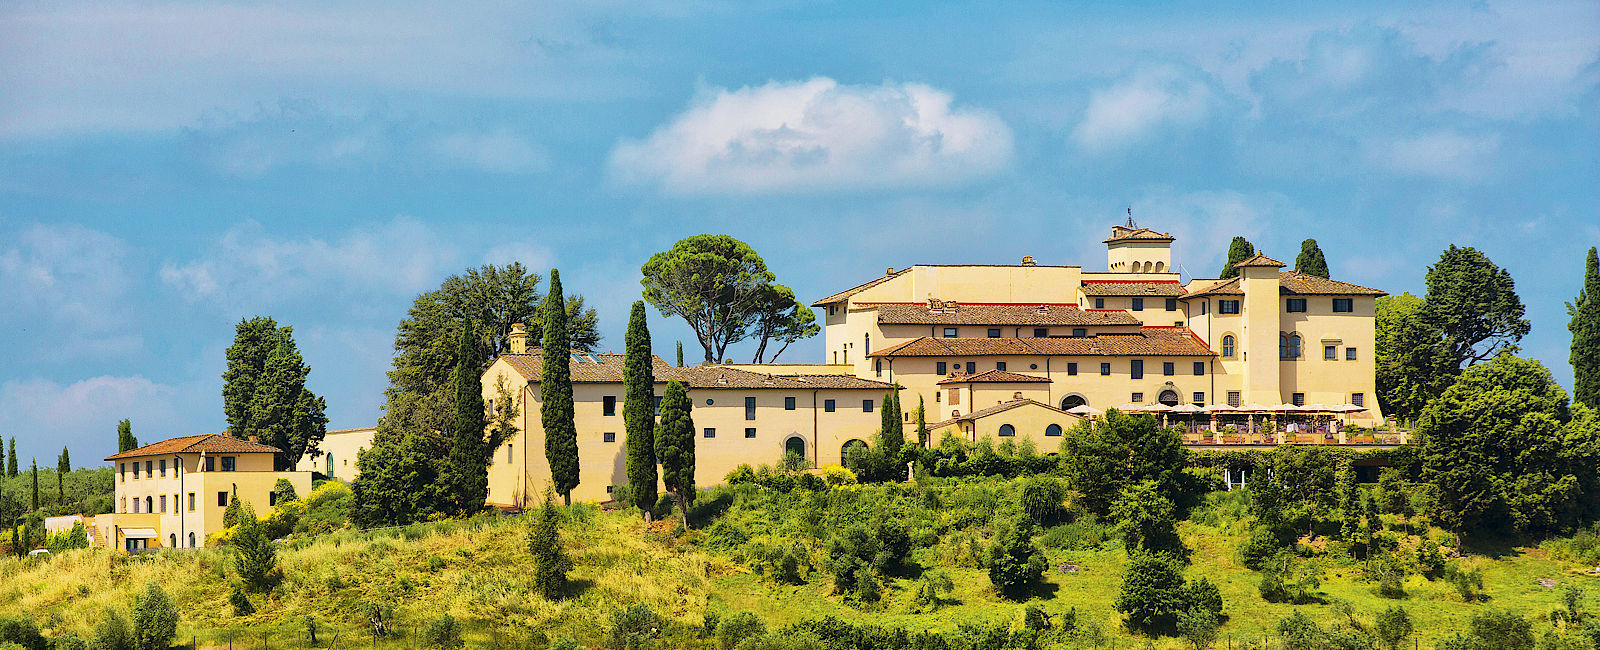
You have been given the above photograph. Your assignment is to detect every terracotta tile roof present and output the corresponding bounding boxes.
[1233,253,1287,268]
[1080,280,1186,297]
[811,268,910,306]
[863,302,1140,326]
[1183,277,1243,297]
[1104,225,1175,243]
[936,369,1052,385]
[871,327,1214,358]
[1279,271,1387,296]
[105,433,282,461]
[928,398,1077,428]
[498,351,893,390]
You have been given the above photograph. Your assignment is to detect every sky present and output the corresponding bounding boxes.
[1,0,1597,467]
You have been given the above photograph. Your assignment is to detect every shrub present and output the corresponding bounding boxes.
[1374,605,1413,650]
[716,612,766,650]
[1040,515,1107,551]
[0,617,44,650]
[609,603,665,650]
[1444,565,1483,602]
[1176,607,1220,650]
[1238,528,1283,570]
[988,520,1046,600]
[1183,577,1223,616]
[725,465,757,485]
[528,498,572,599]
[1466,610,1534,650]
[911,571,954,613]
[1018,476,1066,526]
[1022,605,1051,631]
[50,635,88,650]
[229,587,255,616]
[1116,552,1187,632]
[131,582,177,650]
[423,614,463,650]
[820,464,856,486]
[1276,610,1324,650]
[90,609,133,650]
[233,504,279,593]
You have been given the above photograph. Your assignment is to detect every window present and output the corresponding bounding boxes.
[603,396,617,416]
[1045,424,1063,437]
[785,396,796,410]
[703,428,716,439]
[1194,361,1205,375]
[936,361,947,375]
[145,460,152,476]
[1100,362,1111,376]
[120,463,125,482]
[987,328,1001,338]
[507,444,514,463]
[966,362,976,374]
[1166,298,1179,311]
[1132,297,1144,311]
[1034,328,1049,338]
[863,399,874,413]
[1292,393,1305,406]
[1219,300,1240,314]
[996,362,1007,371]
[160,459,167,477]
[1346,347,1357,360]
[1227,391,1241,407]
[132,499,138,513]
[269,492,277,507]
[1094,298,1105,309]
[705,398,715,406]
[948,388,960,405]
[1201,301,1208,315]
[1067,362,1078,376]
[1162,362,1175,376]
[825,399,836,412]
[998,424,1016,437]
[1287,298,1307,313]
[189,532,196,547]
[1193,392,1205,406]
[745,396,756,421]
[654,396,662,415]
[1280,334,1301,359]
[221,456,236,472]
[1352,393,1365,407]
[187,493,195,512]
[1130,360,1144,379]
[607,485,615,494]
[745,428,757,439]
[874,360,882,377]
[943,328,958,338]
[1131,392,1144,403]
[1325,345,1337,360]
[217,491,228,507]
[1333,298,1353,313]
[1222,335,1235,357]
[829,305,836,315]
[1073,328,1087,338]
[603,432,616,443]
[160,495,167,513]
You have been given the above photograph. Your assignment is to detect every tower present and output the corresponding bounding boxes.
[1104,224,1175,273]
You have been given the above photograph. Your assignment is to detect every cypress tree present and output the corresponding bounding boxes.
[528,494,571,598]
[233,503,278,592]
[0,441,6,478]
[623,302,658,518]
[915,395,929,448]
[1296,239,1330,278]
[30,459,39,512]
[445,318,489,515]
[57,447,69,507]
[880,388,904,462]
[7,438,16,477]
[1571,247,1600,408]
[657,380,696,524]
[541,270,580,506]
[1220,237,1255,279]
[676,341,684,367]
[117,420,137,453]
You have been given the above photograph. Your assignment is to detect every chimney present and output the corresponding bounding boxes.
[509,323,528,355]
[886,267,895,276]
[1013,392,1024,400]
[1021,255,1036,266]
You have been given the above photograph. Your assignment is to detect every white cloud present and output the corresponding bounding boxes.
[1129,189,1303,279]
[609,77,1014,195]
[0,223,142,359]
[0,375,188,465]
[1072,66,1219,152]
[1369,130,1501,181]
[159,217,459,307]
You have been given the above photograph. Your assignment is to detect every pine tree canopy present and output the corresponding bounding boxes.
[1421,245,1530,367]
[1219,237,1255,279]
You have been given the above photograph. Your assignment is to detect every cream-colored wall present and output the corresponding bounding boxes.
[906,265,1083,304]
[110,450,310,548]
[938,382,1051,421]
[933,402,1081,448]
[1241,268,1282,405]
[294,427,375,480]
[883,354,1219,420]
[1278,296,1383,422]
[1106,241,1173,273]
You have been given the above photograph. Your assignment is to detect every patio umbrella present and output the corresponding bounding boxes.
[1115,402,1148,412]
[1066,404,1104,417]
[1169,403,1204,413]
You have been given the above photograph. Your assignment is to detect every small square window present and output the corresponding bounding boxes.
[703,428,716,439]
[942,328,958,338]
[1132,298,1144,311]
[936,362,947,375]
[603,432,616,443]
[1162,362,1175,376]
[1067,362,1078,376]
[220,457,235,472]
[824,399,836,413]
[1219,300,1240,314]
[217,491,228,507]
[996,362,1007,371]
[1287,298,1307,313]
[1325,345,1337,360]
[1352,392,1365,407]
[1033,328,1048,338]
[1346,347,1357,361]
[1193,361,1205,375]
[987,328,1001,338]
[1072,328,1087,338]
[745,428,756,439]
[1292,393,1305,406]
[603,396,617,416]
[1094,298,1105,309]
[606,485,615,494]
[863,399,874,413]
[785,396,796,410]
[1165,298,1178,311]
[1131,392,1144,403]
[1100,362,1111,376]
[966,362,976,374]
[1333,298,1353,313]
[1227,391,1241,407]
[1193,392,1205,406]
[205,456,215,472]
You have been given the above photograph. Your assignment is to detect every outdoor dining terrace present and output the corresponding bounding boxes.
[1064,401,1408,447]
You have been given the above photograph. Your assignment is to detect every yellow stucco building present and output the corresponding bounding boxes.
[100,434,312,550]
[294,425,376,480]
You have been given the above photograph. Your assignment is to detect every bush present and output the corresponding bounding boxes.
[1444,565,1484,602]
[1039,516,1107,551]
[988,520,1046,600]
[1115,552,1188,632]
[609,603,665,650]
[1183,577,1223,616]
[229,587,255,616]
[716,612,766,650]
[528,499,571,599]
[90,609,133,650]
[725,465,757,485]
[49,635,88,650]
[131,582,177,650]
[820,465,857,486]
[1374,605,1413,650]
[233,504,280,593]
[1238,528,1283,570]
[1018,476,1066,526]
[1466,610,1535,650]
[423,614,463,650]
[1176,607,1220,650]
[0,617,44,650]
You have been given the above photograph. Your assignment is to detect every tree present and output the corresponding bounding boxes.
[988,519,1046,599]
[623,302,658,518]
[424,614,464,650]
[223,316,284,441]
[230,587,255,616]
[880,388,904,463]
[749,284,819,363]
[676,341,684,367]
[30,459,38,512]
[1295,239,1330,278]
[443,318,491,516]
[657,380,696,523]
[350,436,446,527]
[247,332,329,470]
[915,395,929,448]
[131,582,177,650]
[1419,354,1600,536]
[1219,236,1255,279]
[529,494,571,599]
[1116,552,1188,633]
[1176,607,1220,650]
[1422,245,1531,367]
[93,608,134,650]
[1059,409,1197,517]
[7,438,16,477]
[541,270,580,507]
[56,447,69,507]
[641,234,778,364]
[1570,247,1600,408]
[116,420,137,454]
[1376,293,1458,423]
[1375,605,1413,650]
[234,502,278,592]
[1110,481,1186,558]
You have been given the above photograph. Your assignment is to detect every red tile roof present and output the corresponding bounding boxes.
[811,268,910,306]
[1182,272,1385,298]
[1104,226,1175,244]
[863,302,1140,326]
[928,398,1077,428]
[498,351,893,390]
[871,327,1214,358]
[937,369,1053,385]
[1233,253,1287,268]
[105,433,282,461]
[1080,280,1186,297]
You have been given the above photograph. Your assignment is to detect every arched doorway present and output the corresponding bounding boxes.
[169,534,177,548]
[784,436,807,461]
[841,439,868,465]
[188,532,196,548]
[1158,390,1180,406]
[326,453,334,476]
[1060,394,1087,410]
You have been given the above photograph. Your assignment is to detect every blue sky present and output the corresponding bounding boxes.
[2,1,1596,467]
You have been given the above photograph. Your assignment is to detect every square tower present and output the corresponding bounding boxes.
[1105,225,1175,273]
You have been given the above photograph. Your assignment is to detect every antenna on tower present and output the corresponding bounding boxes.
[1126,207,1136,228]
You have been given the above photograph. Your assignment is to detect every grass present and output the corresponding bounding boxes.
[7,485,1600,649]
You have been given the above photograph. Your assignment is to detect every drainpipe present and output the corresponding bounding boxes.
[175,455,184,548]
[811,389,820,469]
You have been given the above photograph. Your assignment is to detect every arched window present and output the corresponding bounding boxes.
[874,360,882,377]
[1045,424,1063,437]
[169,534,177,548]
[998,424,1016,437]
[1158,390,1180,406]
[864,333,870,354]
[326,454,334,476]
[785,436,807,462]
[1060,395,1087,410]
[145,496,153,513]
[1222,335,1235,358]
[188,532,196,547]
[1290,334,1301,359]
[842,439,868,465]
